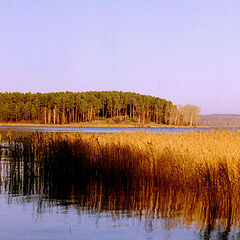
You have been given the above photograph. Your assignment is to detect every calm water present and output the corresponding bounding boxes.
[0,125,216,133]
[0,127,240,240]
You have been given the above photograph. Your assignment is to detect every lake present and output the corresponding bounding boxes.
[0,125,221,134]
[0,126,239,240]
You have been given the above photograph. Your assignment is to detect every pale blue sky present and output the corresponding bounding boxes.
[0,0,239,114]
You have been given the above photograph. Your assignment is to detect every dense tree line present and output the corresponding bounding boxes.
[0,91,200,126]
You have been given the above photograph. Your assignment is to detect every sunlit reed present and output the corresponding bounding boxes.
[4,130,240,231]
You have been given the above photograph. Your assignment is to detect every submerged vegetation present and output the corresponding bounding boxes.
[0,91,200,126]
[2,129,240,233]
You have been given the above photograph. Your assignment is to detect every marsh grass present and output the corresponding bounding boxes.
[5,130,240,230]
[0,121,208,128]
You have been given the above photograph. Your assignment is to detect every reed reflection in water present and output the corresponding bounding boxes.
[2,131,240,239]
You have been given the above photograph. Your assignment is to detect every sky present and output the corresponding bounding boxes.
[0,0,239,114]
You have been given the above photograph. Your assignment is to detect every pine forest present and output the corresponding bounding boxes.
[0,91,200,126]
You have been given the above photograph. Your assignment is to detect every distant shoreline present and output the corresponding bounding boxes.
[0,121,208,129]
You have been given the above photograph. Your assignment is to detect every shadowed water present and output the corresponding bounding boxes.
[1,129,240,239]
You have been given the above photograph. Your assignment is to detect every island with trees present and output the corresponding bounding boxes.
[0,91,201,126]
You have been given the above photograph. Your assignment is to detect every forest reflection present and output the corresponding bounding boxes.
[1,133,240,240]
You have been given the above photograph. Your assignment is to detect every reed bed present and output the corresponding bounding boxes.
[5,129,240,230]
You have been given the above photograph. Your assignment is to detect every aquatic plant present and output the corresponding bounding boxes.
[4,130,240,231]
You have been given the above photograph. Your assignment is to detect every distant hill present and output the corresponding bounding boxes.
[201,114,240,126]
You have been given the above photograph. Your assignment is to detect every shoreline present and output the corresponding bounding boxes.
[0,121,210,129]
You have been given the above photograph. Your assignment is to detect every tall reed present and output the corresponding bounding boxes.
[5,130,240,229]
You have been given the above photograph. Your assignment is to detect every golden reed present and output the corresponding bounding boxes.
[6,129,240,230]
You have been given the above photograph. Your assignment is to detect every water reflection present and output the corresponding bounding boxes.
[1,134,240,239]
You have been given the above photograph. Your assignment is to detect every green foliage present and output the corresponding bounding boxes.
[0,91,196,125]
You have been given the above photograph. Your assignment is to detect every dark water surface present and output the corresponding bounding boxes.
[0,127,240,240]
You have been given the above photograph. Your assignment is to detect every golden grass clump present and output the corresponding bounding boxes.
[6,129,240,229]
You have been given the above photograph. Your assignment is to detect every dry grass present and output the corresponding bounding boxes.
[35,129,240,188]
[6,129,240,229]
[0,121,208,128]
